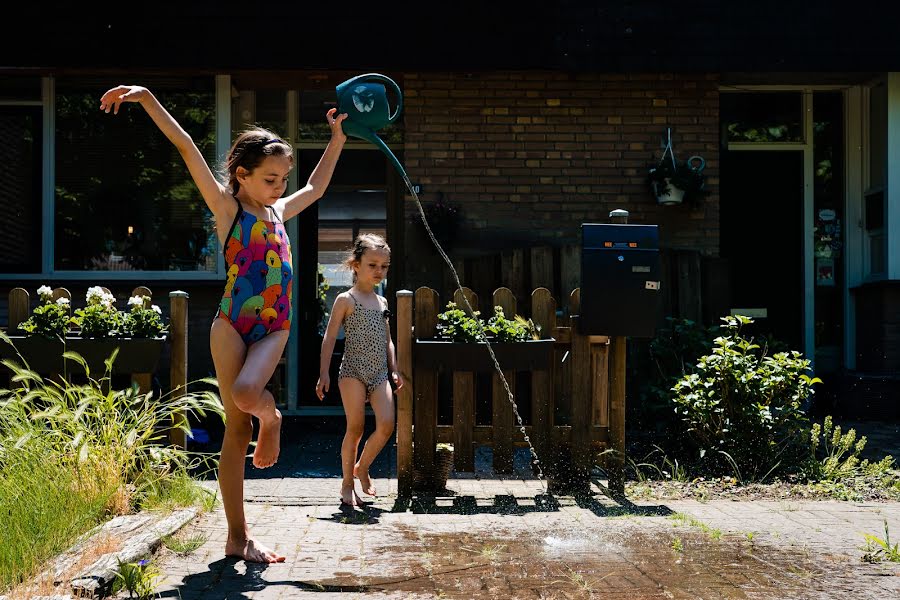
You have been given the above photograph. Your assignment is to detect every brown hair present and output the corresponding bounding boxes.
[219,127,293,195]
[343,233,391,283]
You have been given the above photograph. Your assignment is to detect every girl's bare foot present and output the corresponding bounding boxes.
[340,483,357,507]
[253,408,282,468]
[354,465,376,496]
[225,537,285,563]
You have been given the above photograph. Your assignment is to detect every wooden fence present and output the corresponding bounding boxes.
[395,285,625,497]
[440,245,729,328]
[5,286,190,447]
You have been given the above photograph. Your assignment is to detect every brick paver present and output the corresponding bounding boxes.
[153,472,900,599]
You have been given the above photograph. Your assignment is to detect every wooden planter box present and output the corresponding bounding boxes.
[413,338,553,372]
[1,335,167,374]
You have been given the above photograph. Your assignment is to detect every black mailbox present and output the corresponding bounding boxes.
[579,223,661,338]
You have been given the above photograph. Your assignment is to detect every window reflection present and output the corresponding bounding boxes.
[722,92,803,143]
[54,78,217,271]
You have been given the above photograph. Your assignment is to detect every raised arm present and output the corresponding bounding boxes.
[278,108,348,222]
[100,85,230,219]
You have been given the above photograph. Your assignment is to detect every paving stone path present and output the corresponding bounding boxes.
[152,473,900,599]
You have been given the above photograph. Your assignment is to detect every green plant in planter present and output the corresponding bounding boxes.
[71,286,123,338]
[486,306,539,342]
[18,286,72,340]
[436,302,486,343]
[122,295,168,338]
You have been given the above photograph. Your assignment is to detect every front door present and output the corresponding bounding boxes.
[295,148,394,413]
[720,150,804,350]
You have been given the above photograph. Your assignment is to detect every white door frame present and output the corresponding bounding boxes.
[722,85,850,371]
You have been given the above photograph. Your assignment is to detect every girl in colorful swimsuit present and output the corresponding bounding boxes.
[316,233,403,507]
[100,84,346,563]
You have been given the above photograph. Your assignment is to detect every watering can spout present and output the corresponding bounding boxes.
[336,73,407,180]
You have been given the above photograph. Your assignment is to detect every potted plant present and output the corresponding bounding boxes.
[413,442,455,491]
[648,154,707,206]
[3,287,168,374]
[414,301,553,372]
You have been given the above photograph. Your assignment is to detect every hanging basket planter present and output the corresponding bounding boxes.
[652,178,687,206]
[648,128,708,206]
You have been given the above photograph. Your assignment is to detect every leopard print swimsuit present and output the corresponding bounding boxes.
[338,291,390,397]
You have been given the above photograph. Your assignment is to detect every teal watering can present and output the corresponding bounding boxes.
[336,73,406,178]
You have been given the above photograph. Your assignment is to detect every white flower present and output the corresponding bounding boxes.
[37,285,53,301]
[128,296,145,308]
[87,286,116,307]
[86,286,103,304]
[56,297,70,307]
[151,305,162,315]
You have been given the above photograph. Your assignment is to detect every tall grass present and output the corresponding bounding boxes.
[0,333,224,592]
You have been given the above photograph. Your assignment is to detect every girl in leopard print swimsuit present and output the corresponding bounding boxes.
[316,233,404,507]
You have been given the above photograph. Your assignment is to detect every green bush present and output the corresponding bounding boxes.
[671,315,821,481]
[631,317,720,434]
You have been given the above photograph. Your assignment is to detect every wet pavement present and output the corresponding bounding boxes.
[154,417,900,599]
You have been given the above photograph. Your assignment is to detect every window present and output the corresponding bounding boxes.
[0,105,42,273]
[722,92,804,144]
[231,84,287,140]
[53,77,217,272]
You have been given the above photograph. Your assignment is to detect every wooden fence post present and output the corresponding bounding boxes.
[491,287,516,474]
[530,287,556,477]
[396,289,414,497]
[412,288,438,485]
[452,287,477,471]
[169,291,189,448]
[569,314,592,494]
[8,288,29,331]
[608,208,629,496]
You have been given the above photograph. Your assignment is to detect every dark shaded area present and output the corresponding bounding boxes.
[6,2,900,72]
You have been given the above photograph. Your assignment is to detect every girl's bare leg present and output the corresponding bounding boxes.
[210,320,285,563]
[354,380,394,496]
[233,330,288,468]
[338,377,367,506]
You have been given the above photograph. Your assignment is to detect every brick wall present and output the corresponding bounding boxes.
[402,71,720,287]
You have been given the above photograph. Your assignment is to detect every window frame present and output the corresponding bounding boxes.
[0,74,227,282]
[862,80,887,281]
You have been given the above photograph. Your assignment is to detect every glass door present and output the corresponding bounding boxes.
[295,149,390,412]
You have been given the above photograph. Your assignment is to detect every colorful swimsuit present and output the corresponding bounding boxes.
[216,198,293,347]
